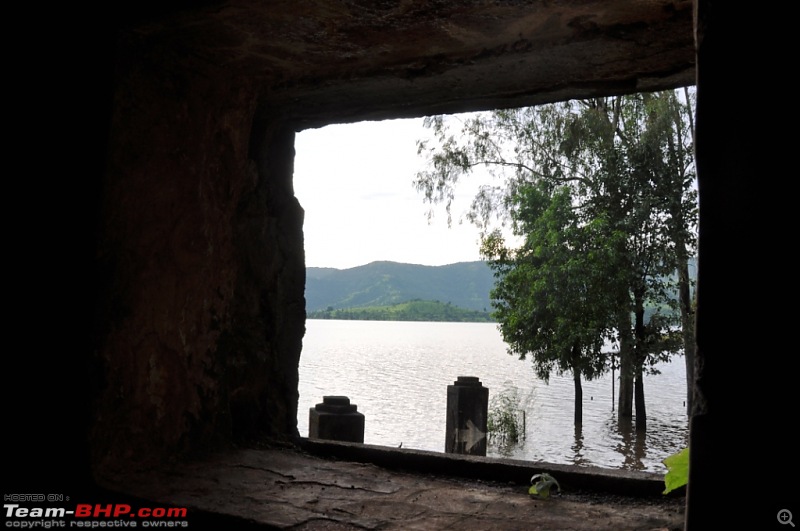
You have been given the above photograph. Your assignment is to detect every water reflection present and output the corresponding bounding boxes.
[489,436,527,459]
[571,424,590,466]
[613,416,648,471]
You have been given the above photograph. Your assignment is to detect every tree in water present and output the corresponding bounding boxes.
[416,90,697,429]
[481,181,620,426]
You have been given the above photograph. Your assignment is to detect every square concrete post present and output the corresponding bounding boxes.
[445,376,488,456]
[309,395,365,443]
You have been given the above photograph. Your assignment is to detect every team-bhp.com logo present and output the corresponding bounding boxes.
[4,501,190,527]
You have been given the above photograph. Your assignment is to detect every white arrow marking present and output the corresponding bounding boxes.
[457,419,486,452]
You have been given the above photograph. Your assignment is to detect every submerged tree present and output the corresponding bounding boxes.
[481,181,621,426]
[416,89,697,429]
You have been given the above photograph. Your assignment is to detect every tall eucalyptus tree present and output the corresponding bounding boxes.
[416,89,697,429]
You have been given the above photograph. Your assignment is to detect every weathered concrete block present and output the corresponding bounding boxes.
[445,376,488,456]
[309,396,365,443]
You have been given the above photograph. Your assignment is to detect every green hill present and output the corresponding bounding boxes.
[304,258,696,323]
[305,261,494,313]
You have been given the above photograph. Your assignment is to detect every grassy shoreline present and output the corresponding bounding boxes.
[306,299,494,323]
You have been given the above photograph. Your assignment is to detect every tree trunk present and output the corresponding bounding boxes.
[573,366,583,426]
[634,365,646,431]
[617,312,634,419]
[633,288,647,431]
[668,214,695,417]
[677,257,695,415]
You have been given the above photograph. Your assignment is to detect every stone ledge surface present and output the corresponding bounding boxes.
[96,441,685,530]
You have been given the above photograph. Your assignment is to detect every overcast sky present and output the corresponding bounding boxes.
[293,117,493,270]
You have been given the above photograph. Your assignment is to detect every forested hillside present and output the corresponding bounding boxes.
[305,261,494,313]
[307,299,493,322]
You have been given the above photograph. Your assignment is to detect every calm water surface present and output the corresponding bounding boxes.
[298,319,688,473]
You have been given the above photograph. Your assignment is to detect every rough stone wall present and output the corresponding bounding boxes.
[12,3,794,528]
[221,120,305,445]
[92,38,305,472]
[82,1,695,478]
[684,4,795,526]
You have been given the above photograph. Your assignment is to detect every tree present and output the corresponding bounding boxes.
[416,89,697,430]
[591,91,696,421]
[481,181,621,426]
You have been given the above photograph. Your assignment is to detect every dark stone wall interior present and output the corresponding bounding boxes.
[10,2,794,529]
[92,37,308,473]
[83,0,701,476]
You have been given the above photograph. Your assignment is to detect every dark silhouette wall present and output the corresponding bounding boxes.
[10,2,793,529]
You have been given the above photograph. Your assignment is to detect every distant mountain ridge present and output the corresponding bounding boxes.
[305,261,494,313]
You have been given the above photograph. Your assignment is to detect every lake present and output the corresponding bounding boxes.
[298,319,689,473]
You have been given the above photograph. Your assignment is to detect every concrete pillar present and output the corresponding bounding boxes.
[308,396,365,443]
[445,376,488,456]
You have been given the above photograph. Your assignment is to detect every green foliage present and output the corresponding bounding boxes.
[416,90,698,427]
[529,473,561,499]
[487,385,530,445]
[485,181,617,384]
[306,299,494,322]
[662,447,689,494]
